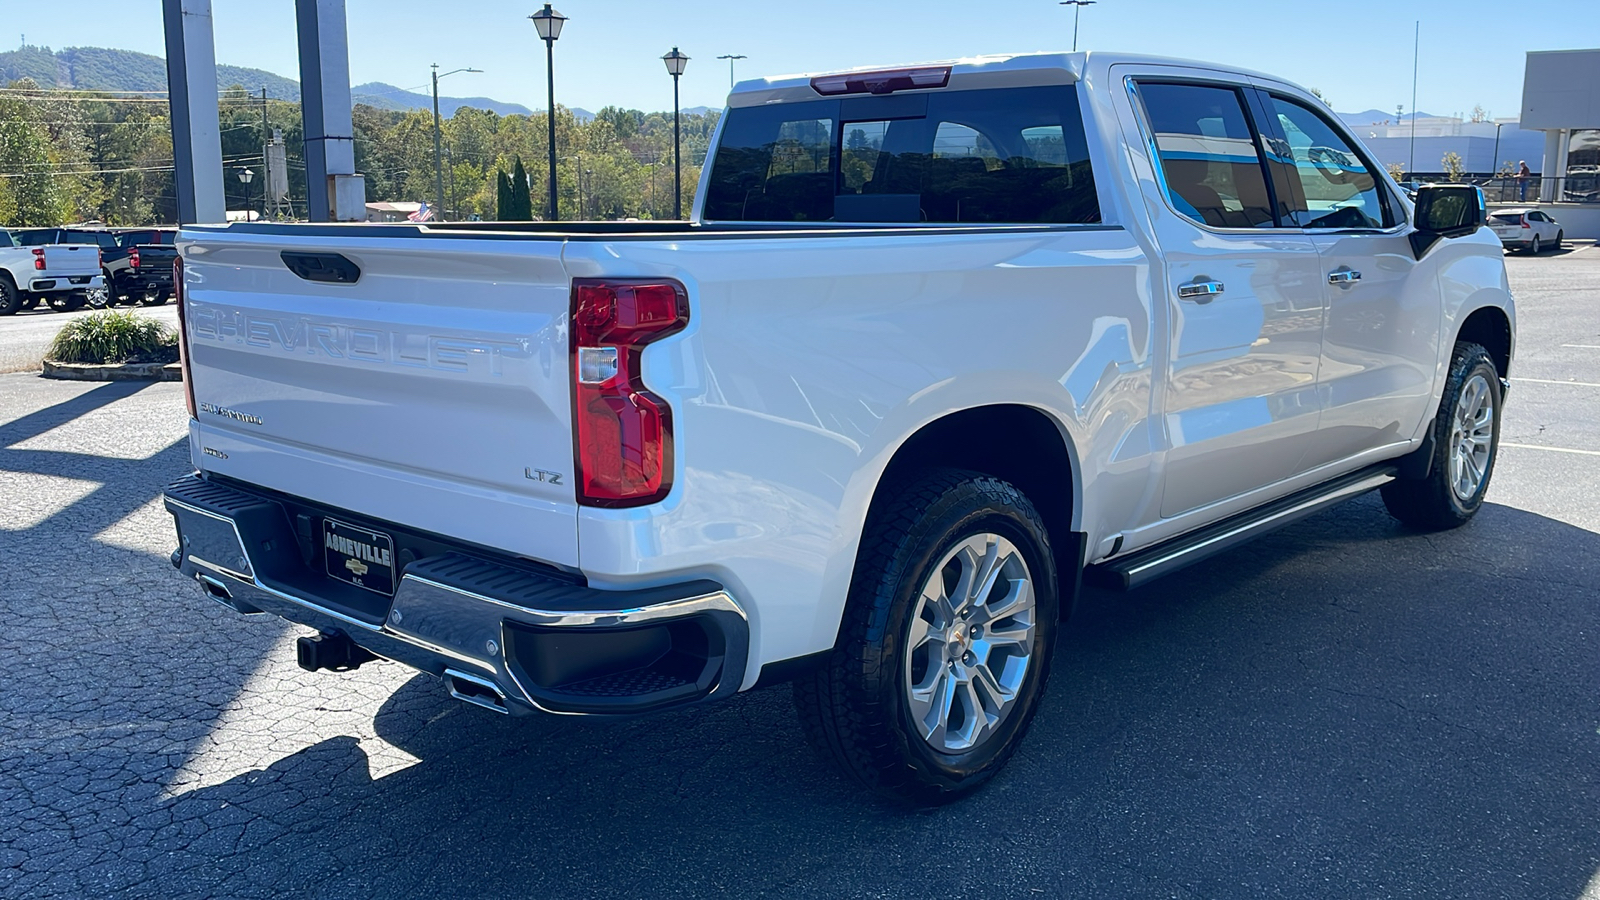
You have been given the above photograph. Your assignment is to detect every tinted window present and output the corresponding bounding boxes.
[1268,96,1391,229]
[117,230,172,247]
[1135,82,1274,229]
[13,230,58,246]
[704,86,1099,224]
[0,231,12,249]
[64,230,119,249]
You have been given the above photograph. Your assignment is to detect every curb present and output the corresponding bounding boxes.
[41,360,182,382]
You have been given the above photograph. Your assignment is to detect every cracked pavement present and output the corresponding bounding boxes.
[1,247,1598,898]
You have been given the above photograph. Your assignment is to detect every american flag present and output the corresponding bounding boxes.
[407,202,435,223]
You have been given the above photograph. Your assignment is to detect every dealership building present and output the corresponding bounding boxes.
[1515,48,1600,235]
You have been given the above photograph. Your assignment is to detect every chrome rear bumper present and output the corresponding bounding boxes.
[163,474,748,716]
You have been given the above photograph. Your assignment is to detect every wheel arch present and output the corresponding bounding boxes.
[866,404,1086,617]
[1456,304,1513,379]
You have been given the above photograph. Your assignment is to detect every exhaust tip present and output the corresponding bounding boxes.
[444,669,510,714]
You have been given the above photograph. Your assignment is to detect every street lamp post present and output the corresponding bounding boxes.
[432,65,481,223]
[237,167,255,222]
[529,4,567,220]
[716,53,746,90]
[662,47,690,219]
[584,168,594,219]
[1058,0,1096,52]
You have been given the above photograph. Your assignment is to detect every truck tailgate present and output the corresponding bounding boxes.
[180,232,579,566]
[41,244,100,277]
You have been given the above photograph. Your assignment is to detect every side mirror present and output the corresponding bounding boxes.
[1410,183,1486,259]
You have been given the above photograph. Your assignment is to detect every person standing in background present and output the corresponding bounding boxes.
[1517,161,1532,201]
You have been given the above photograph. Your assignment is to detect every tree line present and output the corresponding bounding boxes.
[0,76,721,226]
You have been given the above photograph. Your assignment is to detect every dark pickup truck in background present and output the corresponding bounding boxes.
[108,229,177,305]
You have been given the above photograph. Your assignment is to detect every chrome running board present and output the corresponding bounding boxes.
[1086,465,1398,591]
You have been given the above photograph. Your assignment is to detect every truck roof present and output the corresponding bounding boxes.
[727,51,1294,108]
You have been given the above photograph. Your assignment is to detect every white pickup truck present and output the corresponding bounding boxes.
[0,229,106,314]
[163,52,1513,804]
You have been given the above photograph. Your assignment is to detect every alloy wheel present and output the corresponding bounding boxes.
[903,533,1037,754]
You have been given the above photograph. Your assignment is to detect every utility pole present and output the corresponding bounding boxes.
[717,54,746,89]
[260,87,269,221]
[432,64,482,222]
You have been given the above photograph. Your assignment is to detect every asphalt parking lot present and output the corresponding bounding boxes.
[2,245,1598,899]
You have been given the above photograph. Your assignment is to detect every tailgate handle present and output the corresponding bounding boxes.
[280,251,360,284]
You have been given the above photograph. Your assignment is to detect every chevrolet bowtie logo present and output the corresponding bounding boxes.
[345,558,370,576]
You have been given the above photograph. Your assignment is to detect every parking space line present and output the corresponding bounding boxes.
[1561,344,1600,350]
[1511,377,1600,388]
[1501,442,1600,457]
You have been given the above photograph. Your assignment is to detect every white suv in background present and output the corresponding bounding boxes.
[1490,208,1563,253]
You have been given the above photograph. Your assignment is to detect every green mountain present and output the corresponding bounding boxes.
[0,46,547,117]
[0,45,301,99]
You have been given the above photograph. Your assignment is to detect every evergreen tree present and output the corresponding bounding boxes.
[510,156,533,221]
[495,169,512,220]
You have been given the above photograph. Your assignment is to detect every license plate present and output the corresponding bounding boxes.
[322,518,396,595]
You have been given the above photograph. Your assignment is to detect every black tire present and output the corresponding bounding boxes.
[47,293,86,313]
[794,469,1059,805]
[1381,342,1502,530]
[0,274,19,316]
[139,291,169,307]
[1554,230,1563,250]
[1530,235,1541,255]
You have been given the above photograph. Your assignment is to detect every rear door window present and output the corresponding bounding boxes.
[704,85,1099,224]
[1132,82,1276,229]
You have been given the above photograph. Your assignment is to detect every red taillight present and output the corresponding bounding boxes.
[129,247,140,269]
[174,256,196,419]
[32,248,45,270]
[1521,217,1531,229]
[570,278,689,507]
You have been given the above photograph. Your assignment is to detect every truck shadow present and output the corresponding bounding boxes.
[109,494,1600,899]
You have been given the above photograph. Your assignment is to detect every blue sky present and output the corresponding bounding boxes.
[15,0,1599,117]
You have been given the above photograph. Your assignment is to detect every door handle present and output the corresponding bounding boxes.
[1327,269,1362,285]
[1177,280,1224,302]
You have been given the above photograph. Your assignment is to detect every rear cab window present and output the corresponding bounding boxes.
[0,231,13,249]
[1131,82,1276,229]
[704,85,1100,224]
[65,231,119,250]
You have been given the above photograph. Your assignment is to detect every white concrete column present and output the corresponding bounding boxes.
[295,0,365,221]
[162,0,226,224]
[1539,129,1564,202]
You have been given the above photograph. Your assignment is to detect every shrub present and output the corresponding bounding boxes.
[46,311,178,365]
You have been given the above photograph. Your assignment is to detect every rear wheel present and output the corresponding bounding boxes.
[1529,235,1541,254]
[794,469,1059,805]
[1381,342,1501,530]
[85,270,112,308]
[0,275,19,315]
[139,291,169,307]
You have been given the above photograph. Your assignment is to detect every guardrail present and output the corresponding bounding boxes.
[1477,174,1600,204]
